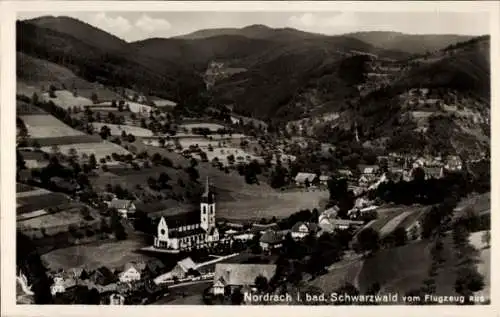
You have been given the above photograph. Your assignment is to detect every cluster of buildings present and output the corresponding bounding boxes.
[48,259,167,305]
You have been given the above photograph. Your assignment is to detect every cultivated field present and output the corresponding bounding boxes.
[41,90,93,110]
[203,147,262,166]
[17,100,47,115]
[92,122,153,137]
[179,123,227,132]
[17,192,72,215]
[41,239,154,271]
[19,114,85,138]
[41,141,130,160]
[32,135,102,147]
[309,256,364,293]
[91,101,153,114]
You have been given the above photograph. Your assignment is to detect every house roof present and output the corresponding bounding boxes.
[294,172,317,183]
[109,199,133,210]
[178,257,197,272]
[170,227,206,238]
[250,223,280,234]
[122,261,146,273]
[214,263,277,286]
[161,211,201,228]
[260,230,285,244]
[291,222,319,233]
[423,167,442,176]
[319,175,331,181]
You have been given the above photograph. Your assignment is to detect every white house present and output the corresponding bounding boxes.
[294,172,318,187]
[109,293,126,305]
[109,199,136,219]
[291,222,319,240]
[119,263,143,283]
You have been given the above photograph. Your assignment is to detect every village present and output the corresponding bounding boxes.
[16,79,490,305]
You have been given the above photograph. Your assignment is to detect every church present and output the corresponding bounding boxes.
[153,178,220,251]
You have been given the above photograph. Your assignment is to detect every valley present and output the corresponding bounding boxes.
[14,15,490,307]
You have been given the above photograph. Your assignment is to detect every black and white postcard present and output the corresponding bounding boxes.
[1,1,499,317]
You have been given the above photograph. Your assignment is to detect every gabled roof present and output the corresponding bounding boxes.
[260,230,285,244]
[161,211,201,228]
[109,199,134,210]
[291,222,319,233]
[178,257,197,272]
[250,223,280,234]
[294,172,317,183]
[214,263,277,286]
[122,262,146,273]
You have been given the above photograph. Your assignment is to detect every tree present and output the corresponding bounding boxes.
[482,230,490,248]
[254,275,269,293]
[454,266,485,296]
[91,92,99,104]
[356,228,380,254]
[391,227,408,247]
[89,154,97,169]
[231,287,244,305]
[110,210,127,240]
[31,92,39,104]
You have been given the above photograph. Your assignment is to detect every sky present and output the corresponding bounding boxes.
[17,11,490,42]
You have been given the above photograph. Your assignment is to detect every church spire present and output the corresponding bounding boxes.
[204,177,210,195]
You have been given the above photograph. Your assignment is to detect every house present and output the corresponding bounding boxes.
[359,165,380,177]
[109,199,136,219]
[144,259,166,278]
[291,222,319,240]
[319,217,365,233]
[250,223,280,235]
[422,166,444,180]
[119,262,145,283]
[109,293,126,305]
[259,230,285,251]
[50,274,77,296]
[318,206,339,223]
[167,257,198,280]
[89,267,118,286]
[212,263,277,296]
[445,156,463,171]
[294,172,318,187]
[319,175,331,186]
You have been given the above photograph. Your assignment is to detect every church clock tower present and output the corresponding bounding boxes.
[200,177,216,231]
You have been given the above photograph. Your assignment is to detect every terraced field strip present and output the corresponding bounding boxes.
[32,135,102,146]
[92,122,153,137]
[42,141,130,160]
[41,90,93,110]
[379,210,414,237]
[16,192,71,214]
[16,188,52,198]
[20,114,84,138]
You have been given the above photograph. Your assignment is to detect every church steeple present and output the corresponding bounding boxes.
[201,177,215,204]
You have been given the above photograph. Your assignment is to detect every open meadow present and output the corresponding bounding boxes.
[40,90,93,110]
[19,114,85,138]
[179,123,227,132]
[91,101,153,113]
[92,122,153,137]
[41,141,130,160]
[40,239,154,271]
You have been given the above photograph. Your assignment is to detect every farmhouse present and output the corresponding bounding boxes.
[119,262,145,283]
[294,172,318,187]
[259,230,286,251]
[212,263,277,296]
[291,222,319,240]
[109,199,136,219]
[109,293,126,305]
[153,178,220,251]
[319,175,331,186]
[422,166,444,180]
[165,257,198,280]
[318,209,365,233]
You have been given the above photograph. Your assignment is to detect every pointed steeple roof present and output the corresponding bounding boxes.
[201,177,215,203]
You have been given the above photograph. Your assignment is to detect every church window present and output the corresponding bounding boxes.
[203,206,206,214]
[160,229,165,235]
[210,206,214,214]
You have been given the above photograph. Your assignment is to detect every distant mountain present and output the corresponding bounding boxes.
[17,19,204,102]
[173,24,325,41]
[347,31,476,54]
[25,16,129,52]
